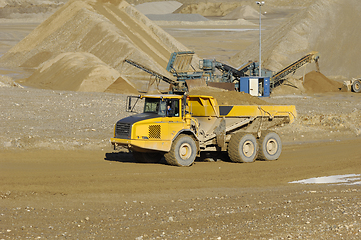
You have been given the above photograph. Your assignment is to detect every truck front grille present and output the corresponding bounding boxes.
[148,125,161,139]
[115,122,131,138]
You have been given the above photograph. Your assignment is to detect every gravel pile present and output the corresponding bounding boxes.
[134,1,182,15]
[146,13,209,22]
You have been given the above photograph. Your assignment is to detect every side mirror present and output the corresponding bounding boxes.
[126,95,140,112]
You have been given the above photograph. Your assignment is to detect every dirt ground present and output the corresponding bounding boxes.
[1,0,361,239]
[2,87,361,239]
[2,140,361,239]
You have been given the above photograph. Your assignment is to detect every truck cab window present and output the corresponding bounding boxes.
[144,98,160,114]
[143,98,180,117]
[166,99,179,117]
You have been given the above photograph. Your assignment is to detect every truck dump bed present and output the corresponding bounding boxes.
[187,95,297,123]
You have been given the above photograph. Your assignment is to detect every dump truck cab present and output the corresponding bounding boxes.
[111,94,296,166]
[112,94,196,154]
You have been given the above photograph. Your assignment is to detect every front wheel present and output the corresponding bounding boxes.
[228,133,258,163]
[257,132,282,161]
[352,80,361,93]
[164,134,197,167]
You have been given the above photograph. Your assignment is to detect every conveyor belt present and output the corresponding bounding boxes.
[272,51,319,87]
[124,59,176,85]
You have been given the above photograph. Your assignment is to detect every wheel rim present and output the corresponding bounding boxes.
[242,140,255,157]
[179,143,192,160]
[356,83,361,91]
[266,138,278,155]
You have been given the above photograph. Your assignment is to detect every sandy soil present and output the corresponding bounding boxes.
[2,86,361,239]
[1,0,361,239]
[2,140,361,239]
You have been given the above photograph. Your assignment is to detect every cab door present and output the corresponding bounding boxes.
[163,99,185,141]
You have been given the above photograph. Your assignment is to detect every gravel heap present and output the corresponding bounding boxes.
[221,5,264,20]
[134,1,182,15]
[146,13,209,22]
[303,71,343,93]
[0,0,194,94]
[231,0,361,79]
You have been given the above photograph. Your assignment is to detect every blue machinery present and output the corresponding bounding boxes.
[125,51,319,97]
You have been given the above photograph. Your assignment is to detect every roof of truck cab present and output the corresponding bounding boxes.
[142,94,182,99]
[142,94,214,99]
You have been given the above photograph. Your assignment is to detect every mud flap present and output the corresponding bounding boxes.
[214,118,227,151]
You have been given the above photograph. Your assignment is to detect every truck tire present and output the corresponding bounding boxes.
[133,151,162,163]
[164,134,197,167]
[258,132,282,161]
[228,133,258,163]
[352,80,361,93]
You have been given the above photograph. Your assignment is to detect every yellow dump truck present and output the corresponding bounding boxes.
[111,94,296,166]
[343,78,361,93]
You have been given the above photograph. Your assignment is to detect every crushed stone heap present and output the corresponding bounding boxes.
[302,71,342,93]
[25,52,139,94]
[221,5,264,20]
[134,1,182,15]
[0,0,197,93]
[231,0,361,79]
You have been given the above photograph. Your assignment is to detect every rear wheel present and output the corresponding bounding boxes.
[228,133,258,163]
[164,134,197,167]
[258,132,282,161]
[352,80,361,93]
[133,151,162,163]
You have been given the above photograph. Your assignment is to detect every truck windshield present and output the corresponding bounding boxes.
[144,98,167,116]
[143,98,180,117]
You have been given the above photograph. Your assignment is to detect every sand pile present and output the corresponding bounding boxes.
[222,5,264,20]
[155,18,256,27]
[177,2,246,17]
[302,71,342,93]
[25,52,139,94]
[177,1,317,17]
[270,77,305,96]
[0,75,23,88]
[0,0,197,93]
[261,0,315,8]
[147,13,208,22]
[134,1,182,15]
[231,0,361,80]
[0,0,64,18]
[189,86,267,105]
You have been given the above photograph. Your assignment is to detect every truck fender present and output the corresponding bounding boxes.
[172,130,200,156]
[172,129,199,142]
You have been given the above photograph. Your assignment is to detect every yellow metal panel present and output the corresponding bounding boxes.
[188,95,219,117]
[111,138,172,152]
[225,105,297,123]
[112,115,189,152]
[166,120,188,141]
